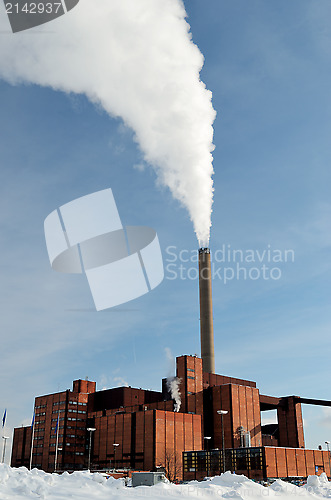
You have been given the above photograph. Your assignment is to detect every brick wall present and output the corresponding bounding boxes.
[265,447,331,478]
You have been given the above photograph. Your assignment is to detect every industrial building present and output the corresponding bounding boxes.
[11,248,331,480]
[11,353,331,480]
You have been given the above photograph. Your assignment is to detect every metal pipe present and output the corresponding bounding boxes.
[199,248,215,373]
[204,436,211,477]
[87,427,96,471]
[113,443,119,471]
[217,410,228,473]
[1,436,9,464]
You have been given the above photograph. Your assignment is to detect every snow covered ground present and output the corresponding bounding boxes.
[0,465,331,500]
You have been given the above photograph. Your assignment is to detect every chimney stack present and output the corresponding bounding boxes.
[198,248,215,373]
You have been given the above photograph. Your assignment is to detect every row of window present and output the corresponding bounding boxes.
[53,401,66,406]
[64,452,85,456]
[35,404,46,409]
[51,408,86,415]
[49,434,84,441]
[63,463,84,468]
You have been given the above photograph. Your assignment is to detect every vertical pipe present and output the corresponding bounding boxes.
[29,413,35,470]
[222,413,225,473]
[198,248,215,373]
[54,412,60,472]
[1,437,7,464]
[88,430,92,471]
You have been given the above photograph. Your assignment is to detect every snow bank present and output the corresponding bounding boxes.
[0,464,331,499]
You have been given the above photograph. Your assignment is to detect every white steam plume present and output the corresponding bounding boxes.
[0,0,215,246]
[167,377,181,412]
[165,347,181,412]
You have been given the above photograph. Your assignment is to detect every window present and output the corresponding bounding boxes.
[187,368,195,372]
[50,433,63,439]
[187,376,195,380]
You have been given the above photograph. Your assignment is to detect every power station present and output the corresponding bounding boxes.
[11,248,331,481]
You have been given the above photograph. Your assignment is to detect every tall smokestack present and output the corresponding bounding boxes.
[198,248,215,374]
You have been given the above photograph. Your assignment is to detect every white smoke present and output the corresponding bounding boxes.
[0,0,216,246]
[164,347,181,412]
[167,377,181,412]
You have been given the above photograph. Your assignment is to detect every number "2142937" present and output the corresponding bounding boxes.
[5,3,62,14]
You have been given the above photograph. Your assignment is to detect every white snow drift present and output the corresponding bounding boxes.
[1,464,331,500]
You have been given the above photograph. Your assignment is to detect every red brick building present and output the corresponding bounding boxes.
[11,354,331,480]
[11,379,95,471]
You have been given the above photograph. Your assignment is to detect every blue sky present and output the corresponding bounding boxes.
[0,0,330,458]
